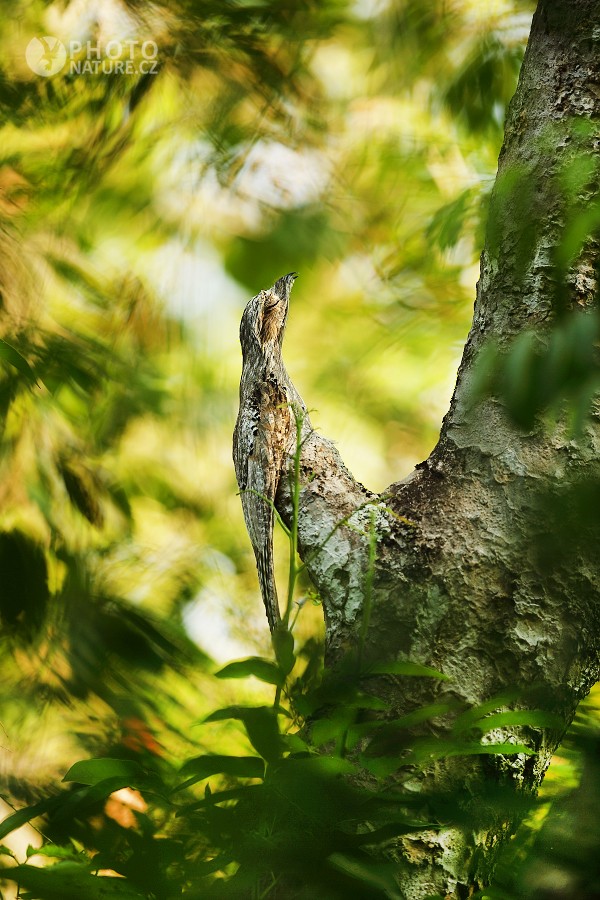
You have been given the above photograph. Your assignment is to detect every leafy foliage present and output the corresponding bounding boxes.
[0,626,561,899]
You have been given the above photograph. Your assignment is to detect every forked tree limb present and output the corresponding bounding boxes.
[272,0,600,893]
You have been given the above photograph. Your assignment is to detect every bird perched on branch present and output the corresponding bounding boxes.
[233,273,309,632]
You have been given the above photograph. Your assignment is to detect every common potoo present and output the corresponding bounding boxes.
[233,273,309,632]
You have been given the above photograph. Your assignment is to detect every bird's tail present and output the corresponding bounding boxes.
[255,543,281,633]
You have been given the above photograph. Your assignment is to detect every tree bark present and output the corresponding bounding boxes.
[276,1,600,895]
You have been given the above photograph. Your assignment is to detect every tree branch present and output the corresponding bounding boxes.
[274,0,600,893]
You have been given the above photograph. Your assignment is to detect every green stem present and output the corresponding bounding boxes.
[358,508,377,672]
[283,405,302,629]
[273,405,303,711]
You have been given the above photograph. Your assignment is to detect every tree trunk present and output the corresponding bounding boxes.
[276,1,600,895]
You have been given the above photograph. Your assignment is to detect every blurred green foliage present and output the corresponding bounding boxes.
[0,632,564,899]
[1,0,600,897]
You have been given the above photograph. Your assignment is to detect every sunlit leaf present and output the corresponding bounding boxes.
[26,844,83,860]
[63,758,147,786]
[203,706,284,762]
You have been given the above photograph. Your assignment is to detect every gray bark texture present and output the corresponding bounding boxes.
[275,1,600,896]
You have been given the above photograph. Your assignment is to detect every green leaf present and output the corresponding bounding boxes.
[215,656,284,687]
[26,844,82,860]
[451,691,532,732]
[454,742,535,757]
[284,733,313,754]
[0,798,58,842]
[203,705,256,723]
[409,739,535,764]
[363,661,450,680]
[52,776,165,825]
[175,754,264,790]
[63,758,146,786]
[203,706,284,763]
[352,701,457,752]
[272,627,295,676]
[0,340,37,384]
[5,863,146,899]
[464,710,564,734]
[311,709,356,747]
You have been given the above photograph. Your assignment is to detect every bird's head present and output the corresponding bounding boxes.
[240,272,298,356]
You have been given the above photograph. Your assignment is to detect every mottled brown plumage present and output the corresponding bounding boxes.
[233,273,309,631]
